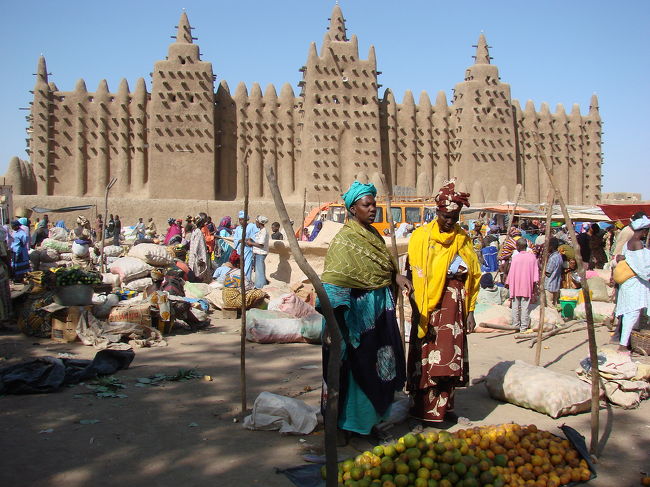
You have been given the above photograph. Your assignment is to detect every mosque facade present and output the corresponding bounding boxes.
[4,5,602,205]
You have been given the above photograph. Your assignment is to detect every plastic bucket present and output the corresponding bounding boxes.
[559,299,578,319]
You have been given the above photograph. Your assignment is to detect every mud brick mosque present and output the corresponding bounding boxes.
[4,5,601,207]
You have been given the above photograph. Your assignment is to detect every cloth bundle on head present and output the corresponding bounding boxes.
[435,178,470,212]
[76,215,89,227]
[631,215,650,230]
[256,215,268,224]
[342,181,377,209]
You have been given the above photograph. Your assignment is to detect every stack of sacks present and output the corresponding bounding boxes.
[109,256,153,293]
[48,226,68,241]
[30,238,75,271]
[111,243,175,292]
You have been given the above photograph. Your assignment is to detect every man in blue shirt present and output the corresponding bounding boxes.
[232,210,259,279]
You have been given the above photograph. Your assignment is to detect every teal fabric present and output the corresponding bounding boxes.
[339,371,391,435]
[342,181,377,209]
[320,283,403,434]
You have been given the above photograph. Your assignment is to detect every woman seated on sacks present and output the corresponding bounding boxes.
[69,215,96,269]
[319,180,412,445]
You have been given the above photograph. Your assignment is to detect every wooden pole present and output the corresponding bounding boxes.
[99,178,117,273]
[534,189,555,365]
[534,135,600,454]
[504,183,523,240]
[239,151,251,416]
[299,187,307,240]
[378,174,407,349]
[265,163,342,487]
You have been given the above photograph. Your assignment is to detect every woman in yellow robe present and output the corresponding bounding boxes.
[407,180,481,423]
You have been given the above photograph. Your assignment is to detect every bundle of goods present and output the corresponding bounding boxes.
[245,308,322,344]
[127,243,174,267]
[109,256,153,286]
[323,424,594,486]
[480,361,591,418]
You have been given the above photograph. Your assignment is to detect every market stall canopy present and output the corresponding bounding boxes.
[524,205,611,222]
[481,205,534,215]
[598,204,650,224]
[31,204,95,214]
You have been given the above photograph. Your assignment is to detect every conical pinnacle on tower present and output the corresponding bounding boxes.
[589,94,599,113]
[34,56,49,88]
[175,11,193,44]
[472,34,491,64]
[326,4,347,42]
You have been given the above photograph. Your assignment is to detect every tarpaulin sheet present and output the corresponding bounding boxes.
[31,204,95,214]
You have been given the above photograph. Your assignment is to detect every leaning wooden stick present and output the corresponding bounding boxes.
[535,189,555,365]
[239,151,251,416]
[378,174,407,348]
[99,178,117,273]
[265,164,342,487]
[504,183,523,240]
[534,134,600,455]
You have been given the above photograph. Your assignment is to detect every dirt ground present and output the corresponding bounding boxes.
[0,318,648,487]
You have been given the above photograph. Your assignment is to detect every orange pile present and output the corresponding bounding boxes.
[323,423,592,487]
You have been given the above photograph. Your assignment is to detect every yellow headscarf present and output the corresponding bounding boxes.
[408,219,481,338]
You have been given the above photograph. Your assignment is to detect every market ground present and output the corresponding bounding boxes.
[0,321,648,487]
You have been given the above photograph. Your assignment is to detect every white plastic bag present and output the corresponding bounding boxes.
[243,391,319,435]
[483,360,591,418]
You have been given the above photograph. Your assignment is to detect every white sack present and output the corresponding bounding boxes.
[483,360,591,418]
[243,391,319,435]
[102,245,123,257]
[128,243,173,266]
[124,277,154,292]
[109,256,153,283]
[245,308,322,344]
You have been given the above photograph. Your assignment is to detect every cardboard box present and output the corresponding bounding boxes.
[51,306,91,343]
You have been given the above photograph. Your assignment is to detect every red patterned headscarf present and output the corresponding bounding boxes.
[435,178,470,212]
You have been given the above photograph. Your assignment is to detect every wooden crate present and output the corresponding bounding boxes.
[51,306,91,343]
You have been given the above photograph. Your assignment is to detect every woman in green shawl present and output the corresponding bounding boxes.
[320,181,412,442]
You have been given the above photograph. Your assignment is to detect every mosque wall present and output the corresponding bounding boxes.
[5,6,602,206]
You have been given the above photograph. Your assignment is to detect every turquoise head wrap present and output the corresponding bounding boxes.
[342,181,377,209]
[18,217,28,226]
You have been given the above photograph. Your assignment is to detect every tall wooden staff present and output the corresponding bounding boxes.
[239,150,251,415]
[534,189,555,365]
[379,174,407,348]
[534,135,600,454]
[265,164,342,487]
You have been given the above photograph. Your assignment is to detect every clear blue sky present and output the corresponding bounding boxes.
[1,0,648,199]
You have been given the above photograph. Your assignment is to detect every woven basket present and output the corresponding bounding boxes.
[630,330,650,355]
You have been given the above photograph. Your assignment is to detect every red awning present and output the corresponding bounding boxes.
[598,204,650,224]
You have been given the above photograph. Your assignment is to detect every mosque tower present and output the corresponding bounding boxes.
[450,34,518,202]
[296,4,382,197]
[148,12,216,199]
